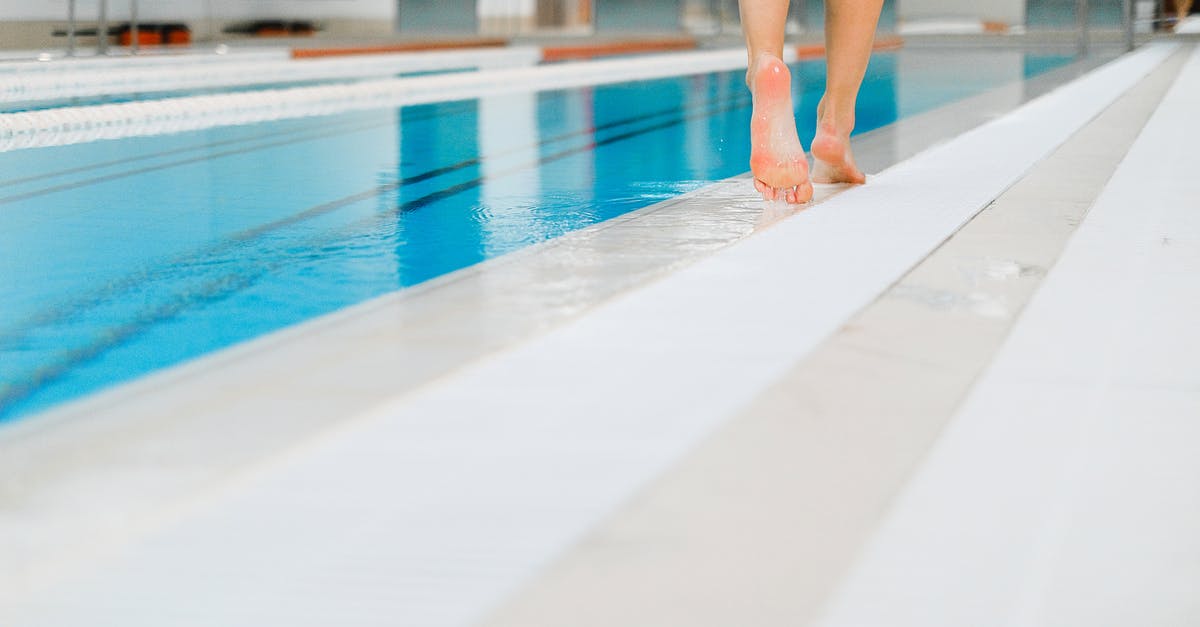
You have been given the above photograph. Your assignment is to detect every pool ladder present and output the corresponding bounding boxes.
[65,0,141,57]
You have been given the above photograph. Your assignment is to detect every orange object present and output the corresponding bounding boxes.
[292,38,508,59]
[119,30,162,46]
[166,29,191,45]
[796,35,903,59]
[542,37,697,61]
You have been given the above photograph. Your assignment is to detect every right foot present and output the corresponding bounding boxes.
[748,54,812,204]
[810,119,866,185]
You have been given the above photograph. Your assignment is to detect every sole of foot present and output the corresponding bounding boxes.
[749,54,812,205]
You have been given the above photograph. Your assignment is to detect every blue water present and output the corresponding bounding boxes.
[0,50,1072,420]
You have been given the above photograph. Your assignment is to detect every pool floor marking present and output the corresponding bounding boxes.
[0,45,1173,625]
[0,47,794,152]
[0,102,475,190]
[0,79,738,206]
[0,85,741,331]
[814,43,1200,627]
[0,88,759,416]
[477,46,1190,627]
[0,109,439,206]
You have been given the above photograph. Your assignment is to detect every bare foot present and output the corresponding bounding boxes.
[748,54,812,204]
[810,119,866,185]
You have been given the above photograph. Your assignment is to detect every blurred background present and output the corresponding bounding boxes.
[0,0,1191,52]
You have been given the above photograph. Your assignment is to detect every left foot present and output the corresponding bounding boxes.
[748,54,812,204]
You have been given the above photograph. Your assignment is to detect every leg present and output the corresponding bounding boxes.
[1178,0,1194,25]
[810,0,884,184]
[739,0,812,204]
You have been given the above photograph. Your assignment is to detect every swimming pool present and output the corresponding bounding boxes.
[0,49,1073,420]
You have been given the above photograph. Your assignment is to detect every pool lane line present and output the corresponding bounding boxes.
[0,104,474,191]
[0,103,481,207]
[1,47,542,111]
[1,68,481,116]
[0,91,756,419]
[0,69,749,208]
[0,47,775,153]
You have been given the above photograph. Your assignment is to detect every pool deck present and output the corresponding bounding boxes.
[2,42,1198,625]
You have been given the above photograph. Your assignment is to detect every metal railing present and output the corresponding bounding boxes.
[64,0,142,57]
[66,0,77,56]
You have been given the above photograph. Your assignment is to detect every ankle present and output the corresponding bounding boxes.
[746,51,783,87]
[816,99,855,137]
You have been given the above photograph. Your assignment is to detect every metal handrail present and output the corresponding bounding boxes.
[66,0,77,56]
[63,0,143,57]
[97,0,109,55]
[130,0,139,53]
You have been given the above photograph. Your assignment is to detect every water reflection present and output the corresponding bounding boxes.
[0,50,1076,420]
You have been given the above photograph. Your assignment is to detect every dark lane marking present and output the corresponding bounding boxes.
[0,82,731,207]
[0,117,382,189]
[0,94,753,418]
[0,104,483,206]
[0,86,749,347]
[0,102,475,190]
[0,63,748,194]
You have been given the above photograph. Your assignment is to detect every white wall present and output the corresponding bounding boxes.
[898,0,1026,26]
[0,0,396,22]
[477,0,535,18]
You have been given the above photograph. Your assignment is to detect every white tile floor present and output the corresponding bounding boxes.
[816,44,1200,627]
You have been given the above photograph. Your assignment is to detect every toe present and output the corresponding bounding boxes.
[796,180,814,203]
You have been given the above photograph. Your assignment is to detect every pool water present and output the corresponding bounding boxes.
[0,50,1073,420]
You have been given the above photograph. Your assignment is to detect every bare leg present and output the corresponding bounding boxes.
[1179,0,1194,26]
[810,0,884,184]
[739,0,812,204]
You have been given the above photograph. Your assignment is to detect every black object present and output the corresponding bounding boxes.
[222,20,319,35]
